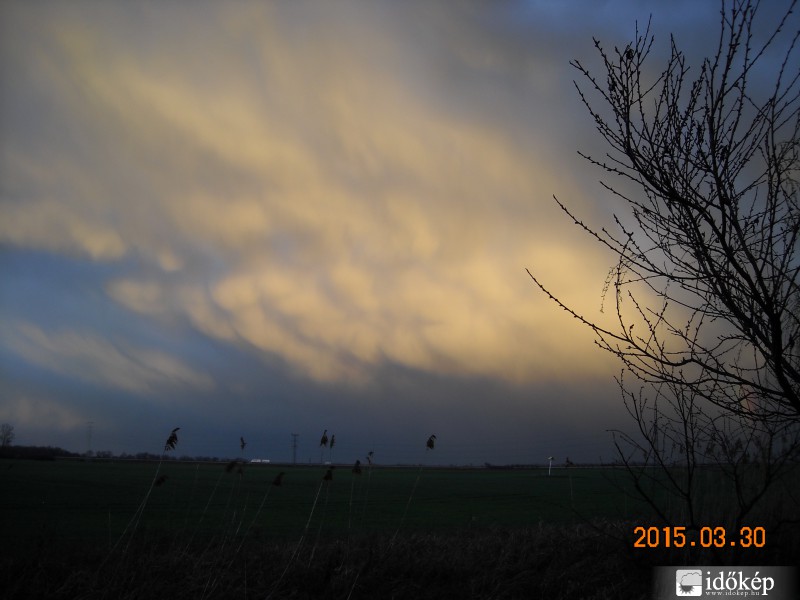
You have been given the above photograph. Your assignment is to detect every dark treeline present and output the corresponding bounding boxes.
[0,445,79,460]
[0,446,234,463]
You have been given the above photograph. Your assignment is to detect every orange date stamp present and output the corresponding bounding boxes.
[633,526,766,549]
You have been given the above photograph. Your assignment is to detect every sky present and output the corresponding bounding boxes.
[0,1,793,465]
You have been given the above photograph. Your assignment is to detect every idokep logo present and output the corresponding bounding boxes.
[675,570,703,596]
[655,566,797,599]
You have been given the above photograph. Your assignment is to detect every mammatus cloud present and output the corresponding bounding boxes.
[108,252,619,385]
[2,2,626,391]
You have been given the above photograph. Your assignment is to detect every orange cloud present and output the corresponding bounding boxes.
[3,2,626,388]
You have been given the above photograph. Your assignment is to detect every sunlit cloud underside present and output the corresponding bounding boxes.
[1,2,622,393]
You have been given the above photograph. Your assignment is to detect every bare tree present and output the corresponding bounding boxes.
[528,0,800,532]
[0,423,14,448]
[611,372,800,539]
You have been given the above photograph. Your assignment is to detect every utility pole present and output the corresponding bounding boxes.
[291,433,298,465]
[86,421,94,457]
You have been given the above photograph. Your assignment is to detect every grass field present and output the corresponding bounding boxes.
[1,459,650,547]
[1,458,796,599]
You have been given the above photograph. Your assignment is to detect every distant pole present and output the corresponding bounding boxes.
[291,433,298,465]
[87,421,94,457]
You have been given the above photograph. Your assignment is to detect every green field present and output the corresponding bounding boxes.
[1,459,650,550]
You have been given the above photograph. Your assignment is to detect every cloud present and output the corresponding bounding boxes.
[1,321,215,395]
[0,394,86,433]
[1,1,628,390]
[3,0,796,461]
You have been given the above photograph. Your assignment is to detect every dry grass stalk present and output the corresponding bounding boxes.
[359,451,375,531]
[390,436,436,549]
[103,426,182,571]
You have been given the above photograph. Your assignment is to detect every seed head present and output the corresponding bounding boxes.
[164,427,180,452]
